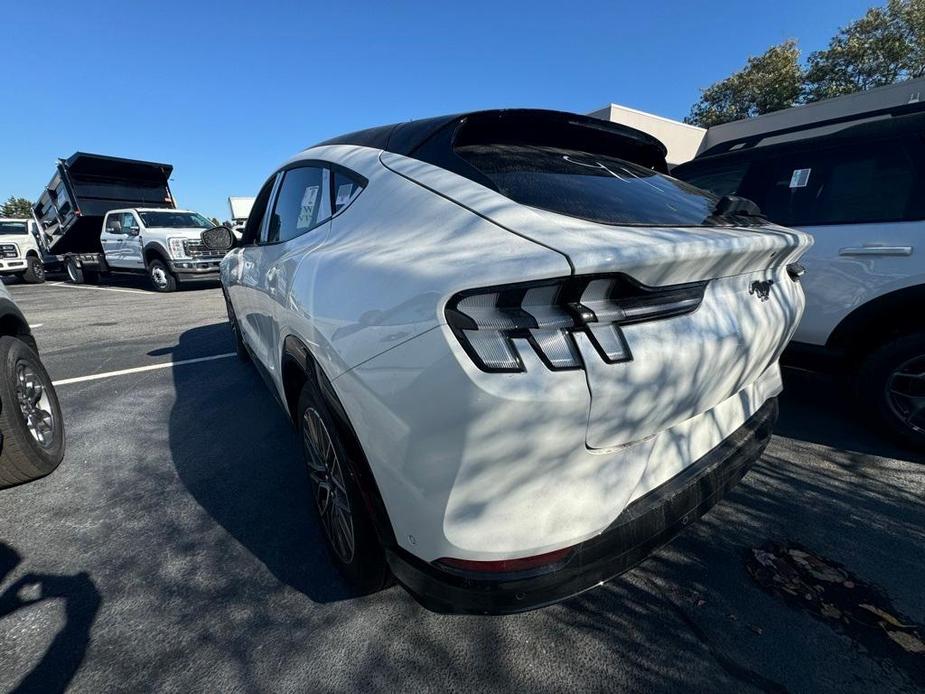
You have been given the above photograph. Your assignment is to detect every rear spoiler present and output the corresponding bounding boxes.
[316,108,670,173]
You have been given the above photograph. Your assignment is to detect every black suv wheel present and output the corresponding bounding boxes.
[858,331,925,449]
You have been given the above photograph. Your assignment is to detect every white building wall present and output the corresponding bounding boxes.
[588,104,706,166]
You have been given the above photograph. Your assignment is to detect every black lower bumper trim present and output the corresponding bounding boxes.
[173,270,221,282]
[386,397,778,615]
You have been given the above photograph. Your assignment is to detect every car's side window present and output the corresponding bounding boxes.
[264,166,332,245]
[105,214,120,233]
[682,161,750,198]
[744,136,922,227]
[333,170,365,214]
[122,212,140,232]
[242,175,280,246]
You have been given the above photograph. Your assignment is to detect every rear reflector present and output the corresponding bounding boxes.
[446,273,707,372]
[437,547,573,575]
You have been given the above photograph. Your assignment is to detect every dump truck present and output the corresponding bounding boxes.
[33,152,223,291]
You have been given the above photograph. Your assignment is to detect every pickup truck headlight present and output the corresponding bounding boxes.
[167,237,187,259]
[445,274,707,373]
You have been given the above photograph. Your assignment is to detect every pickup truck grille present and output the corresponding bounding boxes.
[0,244,19,258]
[183,240,225,260]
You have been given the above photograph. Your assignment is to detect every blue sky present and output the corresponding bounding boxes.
[2,0,876,220]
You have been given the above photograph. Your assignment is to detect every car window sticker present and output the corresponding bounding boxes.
[789,168,811,188]
[335,183,354,208]
[297,185,319,229]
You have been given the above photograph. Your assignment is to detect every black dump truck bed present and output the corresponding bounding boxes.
[33,152,175,255]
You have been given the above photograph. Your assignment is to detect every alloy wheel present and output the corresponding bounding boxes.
[886,354,925,436]
[15,360,56,448]
[151,266,168,289]
[302,407,356,563]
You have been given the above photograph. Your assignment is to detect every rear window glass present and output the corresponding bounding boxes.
[455,145,722,227]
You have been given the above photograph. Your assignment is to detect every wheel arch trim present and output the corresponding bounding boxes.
[281,333,398,548]
[143,241,170,265]
[827,283,925,357]
[0,298,36,352]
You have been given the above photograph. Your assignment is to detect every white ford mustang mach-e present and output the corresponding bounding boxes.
[206,109,811,614]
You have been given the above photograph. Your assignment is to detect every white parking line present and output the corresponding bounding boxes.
[29,323,43,328]
[52,353,236,386]
[47,281,150,295]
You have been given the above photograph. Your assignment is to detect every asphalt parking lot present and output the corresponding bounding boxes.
[1,277,923,693]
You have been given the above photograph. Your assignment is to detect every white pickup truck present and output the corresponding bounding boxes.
[73,208,224,292]
[0,218,45,283]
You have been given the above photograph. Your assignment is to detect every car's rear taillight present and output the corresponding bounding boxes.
[445,274,707,372]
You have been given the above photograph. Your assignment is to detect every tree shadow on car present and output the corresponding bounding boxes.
[0,541,101,694]
[165,322,353,604]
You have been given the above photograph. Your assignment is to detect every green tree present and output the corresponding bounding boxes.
[685,41,803,128]
[1,196,33,218]
[803,0,925,101]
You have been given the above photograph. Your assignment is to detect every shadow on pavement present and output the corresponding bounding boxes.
[776,368,925,465]
[155,322,923,691]
[0,272,220,292]
[166,323,351,605]
[0,542,101,694]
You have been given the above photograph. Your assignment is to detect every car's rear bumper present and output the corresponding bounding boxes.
[385,397,777,615]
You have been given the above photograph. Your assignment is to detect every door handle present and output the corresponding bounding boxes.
[839,245,913,257]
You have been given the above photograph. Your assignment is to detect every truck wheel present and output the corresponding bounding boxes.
[0,336,65,489]
[65,257,85,284]
[297,377,390,595]
[857,331,925,449]
[148,259,177,293]
[22,257,45,284]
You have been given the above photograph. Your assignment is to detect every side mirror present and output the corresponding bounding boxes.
[201,225,236,252]
[127,226,141,237]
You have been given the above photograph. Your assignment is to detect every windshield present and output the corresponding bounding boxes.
[455,144,736,227]
[0,221,29,235]
[137,211,213,229]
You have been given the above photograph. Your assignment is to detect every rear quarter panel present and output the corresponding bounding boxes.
[278,146,572,382]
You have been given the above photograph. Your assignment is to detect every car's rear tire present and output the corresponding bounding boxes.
[65,256,84,284]
[22,256,45,284]
[0,336,65,489]
[857,331,925,449]
[148,259,177,293]
[297,376,390,595]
